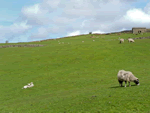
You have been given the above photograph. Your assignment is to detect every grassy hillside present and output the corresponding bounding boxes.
[0,33,150,113]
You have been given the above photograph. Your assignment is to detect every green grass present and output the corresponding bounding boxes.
[1,33,150,113]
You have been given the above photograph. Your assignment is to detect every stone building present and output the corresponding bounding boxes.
[132,27,150,34]
[132,27,146,34]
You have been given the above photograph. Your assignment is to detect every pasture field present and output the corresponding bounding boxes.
[0,32,150,113]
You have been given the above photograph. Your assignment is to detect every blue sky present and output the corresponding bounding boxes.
[0,0,150,43]
[0,0,39,23]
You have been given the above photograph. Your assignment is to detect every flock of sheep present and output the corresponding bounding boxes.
[21,37,139,89]
[118,37,140,87]
[57,37,139,88]
[57,40,95,44]
[119,37,135,44]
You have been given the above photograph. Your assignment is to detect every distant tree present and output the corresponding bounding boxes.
[89,32,92,34]
[6,40,8,43]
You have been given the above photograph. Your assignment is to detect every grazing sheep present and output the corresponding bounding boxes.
[117,70,140,87]
[93,40,95,41]
[128,38,135,43]
[82,41,84,43]
[119,38,124,44]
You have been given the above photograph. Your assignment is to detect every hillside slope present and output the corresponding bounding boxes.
[0,33,150,112]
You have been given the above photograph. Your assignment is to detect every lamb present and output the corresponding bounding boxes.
[117,70,140,87]
[22,82,34,89]
[22,84,30,89]
[128,38,135,43]
[28,82,34,88]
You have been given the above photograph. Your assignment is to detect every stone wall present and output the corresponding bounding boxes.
[123,36,150,40]
[146,29,150,32]
[0,44,44,48]
[132,36,150,40]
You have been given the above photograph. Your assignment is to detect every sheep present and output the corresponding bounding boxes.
[22,84,30,89]
[93,40,95,41]
[28,82,34,88]
[128,38,135,43]
[117,70,140,87]
[82,41,84,43]
[22,82,34,89]
[119,38,124,44]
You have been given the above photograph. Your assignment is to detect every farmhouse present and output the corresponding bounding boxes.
[132,27,150,34]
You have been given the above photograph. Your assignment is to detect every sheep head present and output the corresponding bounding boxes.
[134,79,140,85]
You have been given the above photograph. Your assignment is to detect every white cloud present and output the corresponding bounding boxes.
[10,21,32,33]
[20,0,138,33]
[67,30,90,37]
[0,21,32,42]
[144,2,150,14]
[22,4,41,15]
[41,0,61,9]
[63,0,129,18]
[1,0,150,43]
[53,17,77,25]
[21,4,51,25]
[67,31,81,36]
[124,8,150,23]
[30,27,50,39]
[92,30,106,34]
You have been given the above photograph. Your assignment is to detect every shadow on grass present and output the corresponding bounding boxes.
[110,84,137,88]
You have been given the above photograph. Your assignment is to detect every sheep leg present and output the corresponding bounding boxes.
[128,82,131,87]
[118,80,123,87]
[125,81,127,87]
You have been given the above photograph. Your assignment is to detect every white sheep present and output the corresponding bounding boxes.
[28,82,34,88]
[22,84,30,89]
[93,40,95,41]
[82,41,84,43]
[128,38,135,43]
[119,38,124,44]
[22,82,34,89]
[117,70,140,87]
